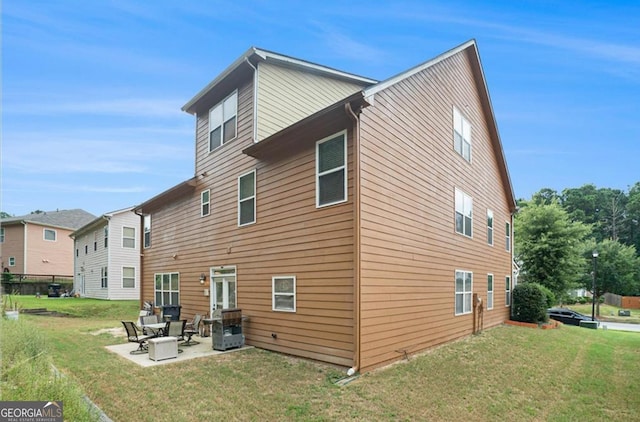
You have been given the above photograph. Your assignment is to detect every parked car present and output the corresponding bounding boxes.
[547,308,594,326]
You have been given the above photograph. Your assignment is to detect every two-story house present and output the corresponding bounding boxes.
[70,207,141,300]
[135,40,517,373]
[0,209,95,277]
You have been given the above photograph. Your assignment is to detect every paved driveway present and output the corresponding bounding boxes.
[599,321,640,332]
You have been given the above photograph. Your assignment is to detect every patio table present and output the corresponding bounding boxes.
[143,322,166,337]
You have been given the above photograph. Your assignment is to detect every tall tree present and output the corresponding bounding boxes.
[515,202,591,298]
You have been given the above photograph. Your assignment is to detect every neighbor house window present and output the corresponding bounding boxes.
[76,248,79,257]
[505,276,511,306]
[316,131,347,207]
[455,270,473,315]
[44,228,57,241]
[94,241,97,251]
[209,91,238,151]
[201,190,210,217]
[85,245,88,255]
[122,227,135,248]
[238,170,256,226]
[487,274,494,310]
[273,276,296,312]
[487,210,494,246]
[155,272,180,306]
[8,257,15,267]
[506,222,511,252]
[143,215,151,248]
[0,228,4,242]
[104,226,108,248]
[101,266,108,288]
[122,267,135,288]
[453,107,471,161]
[455,188,473,237]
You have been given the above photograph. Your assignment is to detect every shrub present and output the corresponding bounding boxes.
[578,297,587,304]
[536,284,556,308]
[511,283,548,323]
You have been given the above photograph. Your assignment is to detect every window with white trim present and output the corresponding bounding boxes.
[122,267,135,288]
[155,272,180,306]
[453,107,471,161]
[8,257,15,267]
[505,276,511,306]
[44,229,57,241]
[455,188,473,237]
[122,226,135,248]
[0,228,4,242]
[104,226,108,248]
[272,276,296,312]
[143,215,151,248]
[316,131,347,207]
[238,170,256,226]
[455,270,473,315]
[487,209,494,246]
[209,91,237,151]
[101,266,108,288]
[487,274,494,310]
[201,190,210,217]
[506,221,511,252]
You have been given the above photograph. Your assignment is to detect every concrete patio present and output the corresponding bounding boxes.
[105,334,253,367]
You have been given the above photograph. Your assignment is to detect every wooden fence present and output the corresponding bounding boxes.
[604,293,640,309]
[1,274,73,296]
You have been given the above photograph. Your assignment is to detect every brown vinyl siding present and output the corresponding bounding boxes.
[142,73,356,367]
[357,49,512,371]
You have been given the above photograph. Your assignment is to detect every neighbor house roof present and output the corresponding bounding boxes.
[1,209,96,230]
[70,206,136,238]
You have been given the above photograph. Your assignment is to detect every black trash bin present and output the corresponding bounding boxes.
[161,304,181,321]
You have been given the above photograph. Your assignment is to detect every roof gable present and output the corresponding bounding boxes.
[1,209,96,230]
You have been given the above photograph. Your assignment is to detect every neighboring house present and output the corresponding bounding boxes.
[135,40,517,373]
[70,207,141,300]
[0,209,95,276]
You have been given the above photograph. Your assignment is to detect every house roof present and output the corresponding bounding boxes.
[0,209,96,230]
[134,176,199,215]
[70,206,136,238]
[182,47,377,115]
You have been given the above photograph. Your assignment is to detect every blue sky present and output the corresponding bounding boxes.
[2,0,639,217]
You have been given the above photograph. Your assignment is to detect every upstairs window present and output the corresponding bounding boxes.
[487,209,494,246]
[455,188,473,237]
[316,131,347,207]
[238,170,256,226]
[209,91,238,151]
[453,107,471,161]
[44,228,57,241]
[122,227,136,248]
[201,190,210,217]
[0,227,4,242]
[506,221,511,252]
[104,226,108,248]
[143,215,151,248]
[455,270,473,315]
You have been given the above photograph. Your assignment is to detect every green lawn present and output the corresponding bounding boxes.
[2,296,640,421]
[568,303,640,324]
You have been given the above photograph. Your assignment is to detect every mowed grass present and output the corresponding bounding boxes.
[569,303,640,324]
[4,297,640,421]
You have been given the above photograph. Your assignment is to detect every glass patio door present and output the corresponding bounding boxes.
[210,266,237,316]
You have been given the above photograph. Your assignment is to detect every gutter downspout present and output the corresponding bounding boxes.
[345,102,361,376]
[244,57,258,143]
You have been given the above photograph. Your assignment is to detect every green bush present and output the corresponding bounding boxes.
[511,283,548,323]
[536,284,556,308]
[578,297,587,304]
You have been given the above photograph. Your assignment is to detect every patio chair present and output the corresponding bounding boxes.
[140,314,160,335]
[182,314,202,346]
[122,321,153,355]
[164,319,186,342]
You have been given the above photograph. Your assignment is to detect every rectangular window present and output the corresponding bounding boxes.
[8,257,15,266]
[94,241,97,251]
[104,226,108,248]
[85,245,88,255]
[272,276,296,312]
[143,215,151,248]
[76,249,79,257]
[122,226,135,248]
[487,210,494,246]
[122,267,135,288]
[455,188,473,237]
[154,272,180,306]
[238,170,256,226]
[455,270,473,315]
[201,190,210,217]
[316,131,347,207]
[506,221,511,252]
[453,107,471,161]
[505,276,511,306]
[44,228,57,241]
[0,227,4,242]
[101,266,108,288]
[487,274,494,310]
[209,91,238,151]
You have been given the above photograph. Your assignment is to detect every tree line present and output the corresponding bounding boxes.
[515,182,640,310]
